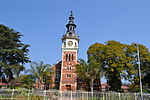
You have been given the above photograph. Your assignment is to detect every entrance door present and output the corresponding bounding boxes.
[66,85,71,90]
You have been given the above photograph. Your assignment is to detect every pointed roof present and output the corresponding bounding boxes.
[62,11,79,41]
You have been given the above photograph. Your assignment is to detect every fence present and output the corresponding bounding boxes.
[0,89,150,100]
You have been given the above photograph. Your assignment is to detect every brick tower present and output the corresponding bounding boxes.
[60,11,79,91]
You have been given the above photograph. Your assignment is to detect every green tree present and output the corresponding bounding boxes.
[87,40,150,92]
[26,61,54,89]
[88,41,126,92]
[126,44,150,91]
[0,24,30,83]
[75,59,102,92]
[15,75,35,89]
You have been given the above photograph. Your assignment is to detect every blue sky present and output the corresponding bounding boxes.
[0,0,150,67]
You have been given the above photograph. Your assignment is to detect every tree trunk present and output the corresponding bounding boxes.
[91,78,94,92]
[91,78,94,99]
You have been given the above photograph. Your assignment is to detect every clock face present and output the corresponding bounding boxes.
[68,41,73,46]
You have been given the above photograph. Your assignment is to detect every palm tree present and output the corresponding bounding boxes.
[26,61,53,89]
[10,65,26,87]
[75,59,103,92]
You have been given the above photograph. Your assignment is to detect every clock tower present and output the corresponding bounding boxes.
[60,11,79,91]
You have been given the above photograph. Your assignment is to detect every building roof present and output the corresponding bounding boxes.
[0,83,8,86]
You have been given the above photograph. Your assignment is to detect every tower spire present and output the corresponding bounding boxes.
[62,11,79,41]
[66,10,76,32]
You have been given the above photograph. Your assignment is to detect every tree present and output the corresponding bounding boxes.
[87,40,150,92]
[13,75,35,89]
[26,61,54,89]
[0,24,30,83]
[75,59,102,92]
[126,44,150,91]
[87,41,126,92]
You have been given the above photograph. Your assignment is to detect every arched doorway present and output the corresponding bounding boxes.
[66,85,71,90]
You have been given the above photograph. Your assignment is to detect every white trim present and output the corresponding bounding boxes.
[60,51,64,91]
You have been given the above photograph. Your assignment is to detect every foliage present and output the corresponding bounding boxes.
[16,75,35,89]
[87,40,150,92]
[141,54,150,89]
[26,61,54,89]
[129,84,148,93]
[142,72,150,88]
[0,24,30,82]
[75,59,102,91]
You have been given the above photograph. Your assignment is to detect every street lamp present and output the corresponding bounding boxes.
[134,43,143,100]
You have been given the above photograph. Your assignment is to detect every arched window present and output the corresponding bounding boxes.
[69,54,71,61]
[75,42,77,47]
[66,54,68,61]
[70,26,73,30]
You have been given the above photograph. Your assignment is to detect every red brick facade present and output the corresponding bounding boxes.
[51,51,78,91]
[60,51,78,91]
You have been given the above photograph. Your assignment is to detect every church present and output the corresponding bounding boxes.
[51,11,80,91]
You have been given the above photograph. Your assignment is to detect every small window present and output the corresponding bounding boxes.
[75,42,77,47]
[55,78,60,82]
[55,74,60,78]
[69,32,72,36]
[67,67,71,70]
[67,74,71,77]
